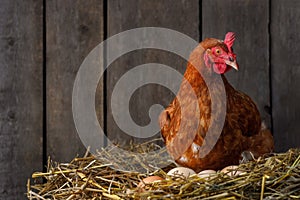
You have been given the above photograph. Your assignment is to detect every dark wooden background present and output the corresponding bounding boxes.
[0,0,299,199]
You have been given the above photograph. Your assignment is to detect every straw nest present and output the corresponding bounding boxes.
[28,140,300,200]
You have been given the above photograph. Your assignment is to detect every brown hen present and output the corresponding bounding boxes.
[159,32,274,172]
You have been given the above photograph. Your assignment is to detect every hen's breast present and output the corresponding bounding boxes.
[160,72,262,172]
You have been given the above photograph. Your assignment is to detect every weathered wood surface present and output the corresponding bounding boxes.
[271,0,300,151]
[202,0,271,127]
[47,0,104,162]
[106,0,200,145]
[0,0,43,199]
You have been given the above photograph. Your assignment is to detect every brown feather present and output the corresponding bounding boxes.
[159,37,274,172]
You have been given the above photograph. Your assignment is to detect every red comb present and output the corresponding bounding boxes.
[224,32,235,50]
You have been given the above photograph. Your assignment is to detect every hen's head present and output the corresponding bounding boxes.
[202,32,239,74]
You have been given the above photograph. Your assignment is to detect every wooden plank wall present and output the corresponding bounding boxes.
[0,0,43,199]
[0,0,299,198]
[107,0,200,144]
[271,0,300,152]
[46,0,104,163]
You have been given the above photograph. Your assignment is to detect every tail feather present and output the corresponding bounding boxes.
[247,122,274,158]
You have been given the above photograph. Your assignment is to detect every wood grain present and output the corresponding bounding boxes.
[47,0,104,162]
[0,0,43,198]
[107,0,200,145]
[271,0,300,151]
[202,0,271,127]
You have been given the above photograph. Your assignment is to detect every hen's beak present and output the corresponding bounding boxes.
[225,59,239,71]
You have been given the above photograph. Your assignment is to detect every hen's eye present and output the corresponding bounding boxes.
[215,49,221,54]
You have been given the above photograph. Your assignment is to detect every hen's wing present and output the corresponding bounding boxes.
[159,98,178,142]
[223,76,261,137]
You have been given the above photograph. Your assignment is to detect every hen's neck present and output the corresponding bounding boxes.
[183,63,207,88]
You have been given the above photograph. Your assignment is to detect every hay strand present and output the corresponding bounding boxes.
[28,143,300,200]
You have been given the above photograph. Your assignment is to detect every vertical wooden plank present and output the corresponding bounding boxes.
[107,0,200,145]
[47,0,104,162]
[202,0,271,127]
[0,0,43,199]
[271,0,300,151]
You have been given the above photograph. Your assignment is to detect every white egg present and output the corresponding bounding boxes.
[167,167,196,178]
[137,176,164,189]
[221,165,243,176]
[198,169,217,180]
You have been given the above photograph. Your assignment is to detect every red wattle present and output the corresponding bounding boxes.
[213,63,227,74]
